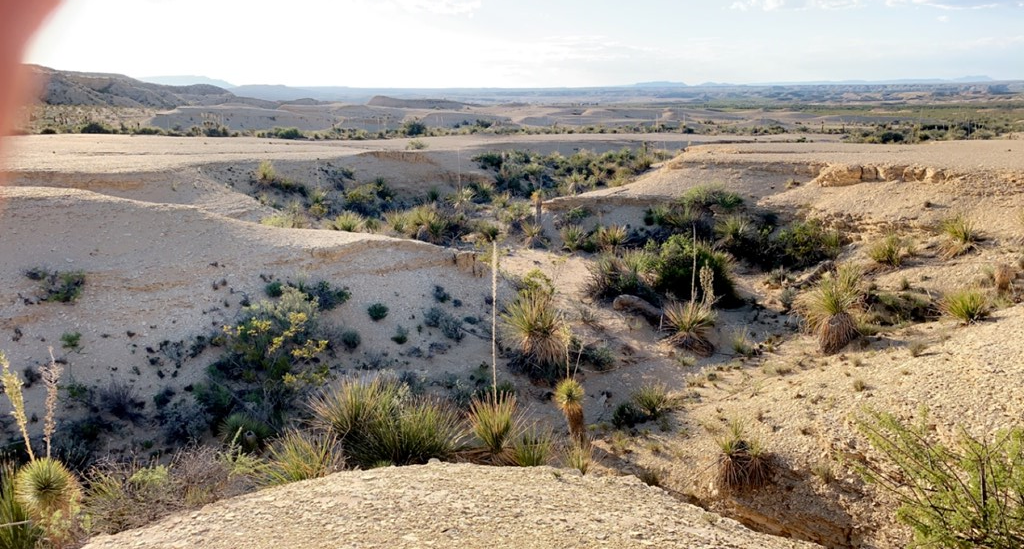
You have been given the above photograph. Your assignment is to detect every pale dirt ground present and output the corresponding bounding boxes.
[82,462,814,549]
[2,134,1024,548]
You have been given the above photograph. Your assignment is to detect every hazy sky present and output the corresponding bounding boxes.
[26,0,1024,88]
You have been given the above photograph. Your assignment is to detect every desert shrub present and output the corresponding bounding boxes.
[264,281,284,297]
[857,409,1024,549]
[510,425,555,467]
[680,184,743,211]
[406,139,427,150]
[0,461,40,548]
[158,401,210,446]
[501,289,570,379]
[261,208,309,229]
[25,268,85,303]
[521,222,547,248]
[432,285,451,303]
[98,380,144,423]
[423,307,463,341]
[255,160,276,183]
[941,289,990,324]
[716,420,771,493]
[867,233,912,267]
[60,331,81,352]
[771,219,841,269]
[84,462,176,534]
[270,127,303,140]
[401,119,427,137]
[310,378,463,468]
[367,303,389,321]
[940,212,980,259]
[468,393,521,459]
[654,235,736,304]
[261,430,343,486]
[612,402,648,429]
[290,279,350,311]
[585,250,658,303]
[339,329,361,351]
[391,325,409,345]
[330,211,367,232]
[560,224,593,253]
[796,264,862,354]
[864,290,938,326]
[80,121,113,134]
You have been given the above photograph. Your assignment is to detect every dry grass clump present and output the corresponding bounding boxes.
[941,288,990,325]
[994,263,1015,295]
[796,264,862,355]
[715,420,772,493]
[867,233,912,267]
[509,425,555,467]
[939,212,980,259]
[261,430,343,485]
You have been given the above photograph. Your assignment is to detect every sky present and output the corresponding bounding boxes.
[25,0,1024,88]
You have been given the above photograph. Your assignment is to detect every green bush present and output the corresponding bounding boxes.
[857,410,1024,548]
[367,303,389,321]
[654,235,736,304]
[25,268,85,303]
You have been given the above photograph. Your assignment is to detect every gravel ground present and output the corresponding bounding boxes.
[83,462,816,549]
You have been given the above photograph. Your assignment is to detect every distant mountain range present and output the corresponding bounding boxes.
[139,75,237,89]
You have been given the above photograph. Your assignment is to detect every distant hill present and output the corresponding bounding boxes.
[29,65,276,109]
[138,75,237,89]
[633,81,687,88]
[367,95,473,109]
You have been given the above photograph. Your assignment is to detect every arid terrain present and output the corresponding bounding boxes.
[2,128,1024,548]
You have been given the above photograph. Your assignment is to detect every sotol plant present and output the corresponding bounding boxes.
[796,264,862,355]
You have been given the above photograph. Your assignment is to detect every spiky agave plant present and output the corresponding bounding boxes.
[796,264,863,355]
[14,457,82,547]
[468,393,521,460]
[553,378,586,444]
[501,290,570,374]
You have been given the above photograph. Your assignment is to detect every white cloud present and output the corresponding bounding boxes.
[730,0,787,11]
[884,0,1006,9]
[731,0,863,9]
[358,0,482,15]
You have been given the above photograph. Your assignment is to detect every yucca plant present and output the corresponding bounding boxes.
[796,264,863,354]
[383,210,413,236]
[553,378,586,444]
[662,300,717,356]
[349,397,465,467]
[510,424,555,467]
[714,214,752,247]
[939,212,979,259]
[867,233,911,267]
[14,457,82,546]
[716,420,771,493]
[501,290,570,373]
[522,222,546,248]
[261,430,343,486]
[308,377,405,444]
[0,461,40,549]
[595,224,628,252]
[941,289,990,325]
[560,224,590,253]
[330,211,367,232]
[468,393,521,459]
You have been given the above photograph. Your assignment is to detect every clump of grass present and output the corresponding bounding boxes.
[261,430,343,486]
[218,412,274,453]
[867,233,912,267]
[330,211,367,232]
[715,420,772,493]
[631,383,672,420]
[796,264,862,355]
[563,439,593,475]
[255,160,276,183]
[939,212,979,259]
[585,251,657,302]
[941,288,990,325]
[510,425,554,467]
[994,264,1015,295]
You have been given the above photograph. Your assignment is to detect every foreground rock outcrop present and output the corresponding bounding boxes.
[83,462,815,549]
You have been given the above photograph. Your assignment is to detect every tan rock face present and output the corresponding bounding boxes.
[814,164,864,187]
